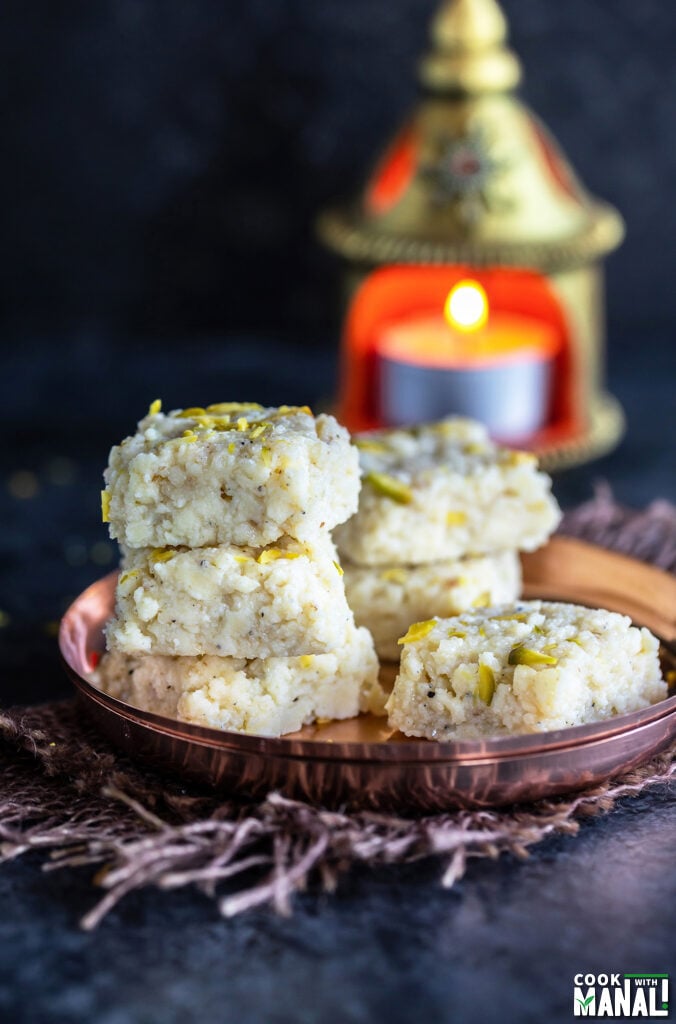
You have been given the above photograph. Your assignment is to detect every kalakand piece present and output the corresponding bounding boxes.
[334,419,561,566]
[387,601,667,740]
[96,624,386,738]
[103,402,359,549]
[343,550,521,661]
[106,537,353,659]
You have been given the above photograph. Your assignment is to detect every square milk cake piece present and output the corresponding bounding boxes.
[387,601,666,740]
[96,624,386,738]
[106,537,353,659]
[334,419,560,566]
[103,402,359,549]
[343,550,521,661]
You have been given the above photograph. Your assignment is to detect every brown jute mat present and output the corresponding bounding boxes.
[1,489,674,927]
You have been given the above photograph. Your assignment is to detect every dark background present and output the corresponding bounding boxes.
[1,0,674,631]
[2,0,676,339]
[0,5,674,1023]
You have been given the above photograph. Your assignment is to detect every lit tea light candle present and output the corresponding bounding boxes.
[378,280,560,440]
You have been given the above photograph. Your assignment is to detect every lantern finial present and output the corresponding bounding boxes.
[420,0,522,94]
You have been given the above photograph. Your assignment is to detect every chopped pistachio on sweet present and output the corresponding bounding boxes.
[192,414,233,430]
[260,446,271,466]
[100,489,111,523]
[354,439,389,454]
[398,619,437,645]
[177,407,206,418]
[505,450,537,466]
[118,569,140,585]
[508,644,559,667]
[233,555,251,563]
[299,655,315,668]
[275,405,312,417]
[364,471,412,504]
[206,402,263,414]
[148,398,162,415]
[149,549,176,564]
[257,549,302,565]
[447,629,466,639]
[445,511,467,526]
[228,442,236,454]
[249,422,271,440]
[380,568,407,584]
[236,417,249,431]
[491,612,529,622]
[477,664,496,704]
[332,560,344,577]
[472,592,491,608]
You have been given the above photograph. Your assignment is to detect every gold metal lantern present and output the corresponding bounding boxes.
[318,0,625,469]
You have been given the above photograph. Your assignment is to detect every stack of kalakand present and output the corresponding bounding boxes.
[335,418,561,661]
[96,401,385,736]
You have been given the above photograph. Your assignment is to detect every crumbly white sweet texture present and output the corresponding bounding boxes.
[103,403,359,549]
[106,536,352,658]
[95,624,386,737]
[334,419,561,565]
[343,550,521,661]
[387,600,667,740]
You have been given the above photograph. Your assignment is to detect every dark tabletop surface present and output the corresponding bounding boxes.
[0,330,674,1024]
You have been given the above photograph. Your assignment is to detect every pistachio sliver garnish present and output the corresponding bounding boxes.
[148,398,162,415]
[508,644,559,667]
[398,619,437,645]
[477,664,496,704]
[149,548,176,564]
[380,568,407,584]
[206,402,263,414]
[364,471,412,504]
[257,549,302,565]
[445,511,467,526]
[504,450,536,466]
[354,438,389,454]
[101,489,111,523]
[249,422,271,440]
[176,407,206,418]
[274,405,312,417]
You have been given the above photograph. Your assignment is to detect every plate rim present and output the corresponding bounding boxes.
[59,537,676,766]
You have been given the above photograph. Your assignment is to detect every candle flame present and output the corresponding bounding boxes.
[444,280,488,333]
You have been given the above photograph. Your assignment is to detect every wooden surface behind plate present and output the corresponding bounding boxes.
[521,536,676,642]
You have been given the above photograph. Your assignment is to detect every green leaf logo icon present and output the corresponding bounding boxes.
[576,996,595,1008]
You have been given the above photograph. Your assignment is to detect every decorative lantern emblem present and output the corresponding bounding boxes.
[318,0,625,469]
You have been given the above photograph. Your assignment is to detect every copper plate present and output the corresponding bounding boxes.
[59,538,676,812]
